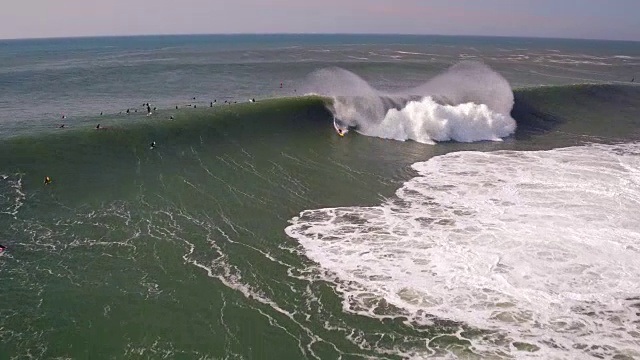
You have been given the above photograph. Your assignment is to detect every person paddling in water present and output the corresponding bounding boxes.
[44,176,52,185]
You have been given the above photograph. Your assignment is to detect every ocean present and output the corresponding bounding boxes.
[0,34,639,359]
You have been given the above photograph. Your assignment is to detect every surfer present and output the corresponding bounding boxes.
[632,77,635,83]
[210,102,213,107]
[150,141,156,149]
[0,244,5,252]
[169,116,174,120]
[44,176,51,185]
[176,105,179,109]
[96,124,101,129]
[59,124,65,128]
[100,112,103,116]
[333,117,348,137]
[126,109,130,115]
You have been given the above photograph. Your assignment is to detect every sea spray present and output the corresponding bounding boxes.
[304,61,516,144]
[370,98,514,144]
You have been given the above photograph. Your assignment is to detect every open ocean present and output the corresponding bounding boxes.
[1,34,639,359]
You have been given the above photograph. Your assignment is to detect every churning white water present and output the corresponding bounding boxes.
[305,61,517,144]
[286,143,640,359]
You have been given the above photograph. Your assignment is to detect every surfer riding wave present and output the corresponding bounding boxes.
[306,61,516,144]
[333,117,349,137]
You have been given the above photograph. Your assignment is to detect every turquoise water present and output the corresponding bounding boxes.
[1,35,639,359]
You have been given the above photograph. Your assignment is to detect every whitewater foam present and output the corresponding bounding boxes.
[359,97,515,144]
[285,142,640,359]
[304,61,516,144]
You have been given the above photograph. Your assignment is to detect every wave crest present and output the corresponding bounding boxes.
[304,61,517,144]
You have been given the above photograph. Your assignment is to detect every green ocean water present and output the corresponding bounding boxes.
[1,35,640,359]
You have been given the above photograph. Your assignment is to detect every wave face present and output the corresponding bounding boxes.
[286,142,640,359]
[304,61,516,144]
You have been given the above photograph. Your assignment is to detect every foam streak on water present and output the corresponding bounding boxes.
[286,143,640,359]
[0,173,25,219]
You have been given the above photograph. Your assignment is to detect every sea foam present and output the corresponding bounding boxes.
[286,142,640,359]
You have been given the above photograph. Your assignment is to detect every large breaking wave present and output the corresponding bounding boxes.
[304,61,517,144]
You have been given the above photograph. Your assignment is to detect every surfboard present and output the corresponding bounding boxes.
[333,117,348,137]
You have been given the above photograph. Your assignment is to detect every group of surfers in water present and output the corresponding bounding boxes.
[42,95,347,198]
[58,97,261,130]
[3,87,304,256]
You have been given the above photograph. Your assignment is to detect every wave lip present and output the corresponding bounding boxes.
[304,61,517,144]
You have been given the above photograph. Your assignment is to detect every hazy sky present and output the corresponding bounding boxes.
[1,0,639,41]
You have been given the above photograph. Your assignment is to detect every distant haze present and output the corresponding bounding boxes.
[1,0,639,41]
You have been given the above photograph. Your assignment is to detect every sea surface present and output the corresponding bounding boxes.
[0,34,639,359]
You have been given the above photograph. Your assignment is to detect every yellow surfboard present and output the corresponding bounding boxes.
[333,117,348,137]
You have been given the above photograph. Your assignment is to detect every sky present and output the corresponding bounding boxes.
[1,0,639,41]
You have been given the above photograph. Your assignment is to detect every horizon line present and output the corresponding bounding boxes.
[1,32,638,43]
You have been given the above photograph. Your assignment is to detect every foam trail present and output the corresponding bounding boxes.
[0,173,25,219]
[286,142,640,359]
[304,61,516,144]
